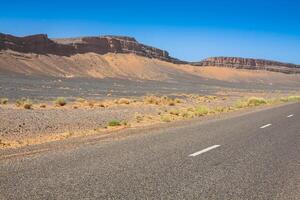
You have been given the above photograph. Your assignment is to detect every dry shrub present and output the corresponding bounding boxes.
[54,97,67,106]
[143,95,178,106]
[0,98,8,105]
[116,98,131,104]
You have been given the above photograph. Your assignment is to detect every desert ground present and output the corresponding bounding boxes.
[1,69,300,148]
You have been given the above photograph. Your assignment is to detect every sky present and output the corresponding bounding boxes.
[1,0,300,63]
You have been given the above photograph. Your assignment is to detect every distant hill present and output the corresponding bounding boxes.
[192,57,300,74]
[0,32,300,78]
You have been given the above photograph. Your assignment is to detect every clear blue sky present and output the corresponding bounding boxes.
[1,0,300,63]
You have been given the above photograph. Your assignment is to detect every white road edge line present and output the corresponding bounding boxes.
[287,114,294,118]
[189,145,221,157]
[260,124,272,129]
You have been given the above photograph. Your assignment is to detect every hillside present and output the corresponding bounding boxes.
[0,33,300,82]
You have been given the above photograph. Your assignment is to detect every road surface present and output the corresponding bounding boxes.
[0,103,299,199]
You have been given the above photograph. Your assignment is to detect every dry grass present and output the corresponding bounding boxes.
[143,95,179,106]
[235,97,267,108]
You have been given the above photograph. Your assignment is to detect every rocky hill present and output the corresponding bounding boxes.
[194,57,300,74]
[1,33,300,74]
[0,33,182,63]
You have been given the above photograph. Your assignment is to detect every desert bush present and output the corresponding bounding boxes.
[160,115,171,123]
[117,98,131,104]
[23,100,33,109]
[16,97,27,107]
[108,120,121,126]
[194,105,210,116]
[246,97,267,107]
[175,98,182,103]
[54,97,67,106]
[169,109,180,116]
[143,95,160,104]
[143,95,177,106]
[0,98,8,105]
[40,104,46,108]
[235,97,267,108]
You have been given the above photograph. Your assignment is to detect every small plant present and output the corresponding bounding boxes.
[175,98,182,103]
[168,101,176,106]
[0,98,8,105]
[194,105,210,116]
[108,120,121,127]
[16,97,27,107]
[54,97,67,106]
[169,109,180,116]
[23,100,33,109]
[99,104,105,108]
[161,115,171,123]
[135,115,144,123]
[246,97,267,107]
[117,98,131,104]
[234,97,267,108]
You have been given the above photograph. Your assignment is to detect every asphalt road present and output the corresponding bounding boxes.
[0,103,299,199]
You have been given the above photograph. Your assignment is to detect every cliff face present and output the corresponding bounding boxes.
[0,33,182,63]
[194,57,300,74]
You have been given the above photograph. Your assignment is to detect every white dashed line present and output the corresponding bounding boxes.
[287,114,294,118]
[189,145,220,157]
[260,124,272,129]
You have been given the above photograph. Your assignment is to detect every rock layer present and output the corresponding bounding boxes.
[194,57,300,74]
[0,33,182,63]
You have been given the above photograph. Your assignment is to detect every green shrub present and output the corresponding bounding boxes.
[54,97,67,106]
[287,95,300,102]
[108,120,121,126]
[0,98,8,105]
[246,97,267,106]
[194,105,210,116]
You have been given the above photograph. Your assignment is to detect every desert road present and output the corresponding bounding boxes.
[0,103,299,199]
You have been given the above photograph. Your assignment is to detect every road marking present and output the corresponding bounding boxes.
[260,124,272,129]
[287,114,294,118]
[189,145,220,157]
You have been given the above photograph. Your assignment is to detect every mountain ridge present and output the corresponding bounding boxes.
[1,33,300,74]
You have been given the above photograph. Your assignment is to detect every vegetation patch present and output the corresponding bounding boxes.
[116,98,131,104]
[143,95,179,106]
[108,120,121,127]
[160,115,171,123]
[286,95,300,102]
[235,97,267,108]
[193,105,210,116]
[246,97,267,106]
[23,100,33,109]
[54,97,67,106]
[0,98,8,105]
